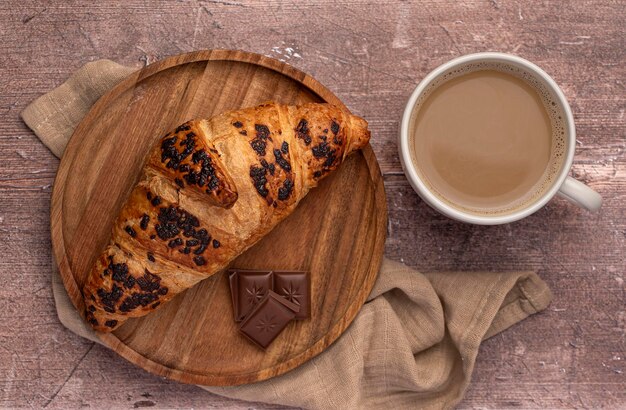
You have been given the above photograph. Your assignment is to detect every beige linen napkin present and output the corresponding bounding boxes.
[22,60,552,410]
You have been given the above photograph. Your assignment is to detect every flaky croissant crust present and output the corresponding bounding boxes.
[82,102,370,332]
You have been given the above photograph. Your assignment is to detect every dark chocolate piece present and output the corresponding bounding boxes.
[228,269,274,322]
[273,271,310,319]
[228,269,311,321]
[238,290,299,349]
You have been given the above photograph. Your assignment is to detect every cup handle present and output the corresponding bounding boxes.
[557,176,602,211]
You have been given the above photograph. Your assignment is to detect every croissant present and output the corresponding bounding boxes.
[82,102,371,331]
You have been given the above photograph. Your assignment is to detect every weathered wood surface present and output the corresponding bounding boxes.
[0,0,623,408]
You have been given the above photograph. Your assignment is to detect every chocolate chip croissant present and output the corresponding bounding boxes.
[82,102,371,331]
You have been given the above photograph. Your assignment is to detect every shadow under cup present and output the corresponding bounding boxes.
[405,58,572,220]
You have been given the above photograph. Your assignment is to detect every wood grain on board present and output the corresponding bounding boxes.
[0,0,623,408]
[51,49,386,386]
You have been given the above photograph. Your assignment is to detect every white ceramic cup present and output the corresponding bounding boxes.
[399,52,602,225]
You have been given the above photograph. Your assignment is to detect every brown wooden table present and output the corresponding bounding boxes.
[1,1,624,408]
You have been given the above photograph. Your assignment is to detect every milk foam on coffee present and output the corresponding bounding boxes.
[409,62,566,215]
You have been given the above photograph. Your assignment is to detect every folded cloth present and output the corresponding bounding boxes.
[22,60,552,410]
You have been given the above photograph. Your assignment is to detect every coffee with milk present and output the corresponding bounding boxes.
[409,64,566,215]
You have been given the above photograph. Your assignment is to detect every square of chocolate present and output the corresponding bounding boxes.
[238,290,300,349]
[273,271,310,319]
[228,269,274,322]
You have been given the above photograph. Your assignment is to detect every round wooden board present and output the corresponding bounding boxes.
[51,50,387,386]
